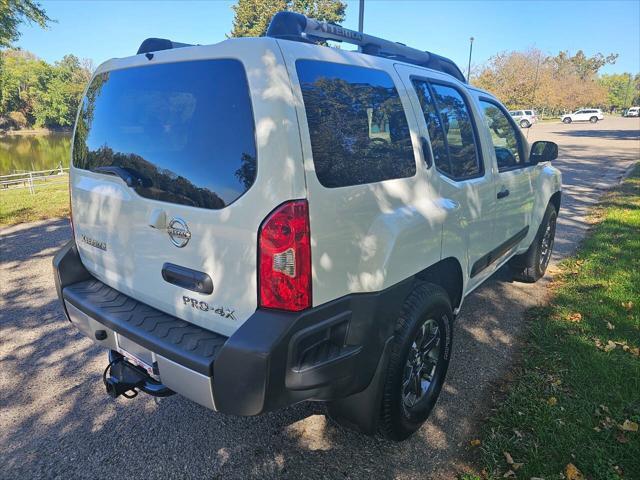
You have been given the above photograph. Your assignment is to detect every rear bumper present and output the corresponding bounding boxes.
[53,240,411,416]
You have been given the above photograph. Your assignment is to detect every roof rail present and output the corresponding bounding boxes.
[137,38,193,55]
[266,11,466,83]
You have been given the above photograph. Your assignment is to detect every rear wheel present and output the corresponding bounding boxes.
[563,117,572,124]
[379,283,453,441]
[510,204,558,283]
[520,119,530,128]
[590,116,598,123]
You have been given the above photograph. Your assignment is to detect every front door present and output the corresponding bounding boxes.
[476,97,533,266]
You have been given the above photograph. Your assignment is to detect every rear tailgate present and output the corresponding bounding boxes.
[70,38,306,337]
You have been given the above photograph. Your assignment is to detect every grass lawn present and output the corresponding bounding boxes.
[470,165,640,480]
[0,179,69,226]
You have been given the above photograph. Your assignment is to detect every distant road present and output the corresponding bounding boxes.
[1,116,638,479]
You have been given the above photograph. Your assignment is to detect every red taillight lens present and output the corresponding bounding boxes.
[258,200,311,311]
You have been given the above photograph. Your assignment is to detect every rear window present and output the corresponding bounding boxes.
[296,60,415,188]
[73,59,257,210]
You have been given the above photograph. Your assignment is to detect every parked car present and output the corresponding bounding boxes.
[53,11,561,441]
[509,109,538,128]
[561,108,604,123]
[624,106,639,117]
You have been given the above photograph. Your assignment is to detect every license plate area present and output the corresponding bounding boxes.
[115,333,156,377]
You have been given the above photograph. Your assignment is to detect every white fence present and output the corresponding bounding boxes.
[0,166,69,194]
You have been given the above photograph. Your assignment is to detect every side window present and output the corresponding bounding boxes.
[296,60,416,188]
[412,80,482,180]
[479,99,525,171]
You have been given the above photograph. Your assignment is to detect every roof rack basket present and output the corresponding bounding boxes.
[266,11,466,83]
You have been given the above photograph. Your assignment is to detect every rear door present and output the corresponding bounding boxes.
[474,95,533,262]
[395,64,496,291]
[71,39,306,336]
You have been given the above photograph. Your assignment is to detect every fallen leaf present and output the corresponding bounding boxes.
[630,347,640,357]
[565,463,584,480]
[502,469,516,478]
[620,419,639,432]
[567,312,582,322]
[606,322,615,330]
[470,439,481,447]
[616,432,628,443]
[504,451,514,465]
[622,301,634,310]
[604,340,616,352]
[547,396,558,406]
[512,462,523,470]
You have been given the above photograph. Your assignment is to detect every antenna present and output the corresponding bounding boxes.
[266,11,466,83]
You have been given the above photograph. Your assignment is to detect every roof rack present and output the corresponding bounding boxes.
[266,11,466,83]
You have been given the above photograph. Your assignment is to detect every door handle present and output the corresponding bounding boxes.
[497,188,510,199]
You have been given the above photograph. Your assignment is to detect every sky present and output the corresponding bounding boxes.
[14,0,640,75]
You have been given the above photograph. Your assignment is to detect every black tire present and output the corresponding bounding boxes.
[520,119,530,128]
[379,283,453,441]
[509,204,558,283]
[590,116,598,123]
[563,117,572,124]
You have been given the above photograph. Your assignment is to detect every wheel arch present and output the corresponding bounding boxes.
[549,190,561,213]
[415,257,463,310]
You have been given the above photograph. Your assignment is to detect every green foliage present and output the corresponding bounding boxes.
[0,49,91,129]
[229,0,345,37]
[599,73,640,109]
[0,0,51,47]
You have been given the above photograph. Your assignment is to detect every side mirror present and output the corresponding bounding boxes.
[530,141,558,163]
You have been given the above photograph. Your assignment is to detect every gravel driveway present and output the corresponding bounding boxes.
[1,117,638,479]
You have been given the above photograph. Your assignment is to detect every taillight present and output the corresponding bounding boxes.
[258,200,311,311]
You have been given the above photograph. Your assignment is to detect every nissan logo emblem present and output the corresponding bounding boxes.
[167,218,191,248]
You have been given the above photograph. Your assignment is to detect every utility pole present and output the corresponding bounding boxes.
[467,37,474,82]
[358,0,365,33]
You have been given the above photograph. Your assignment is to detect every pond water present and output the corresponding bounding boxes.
[0,133,71,176]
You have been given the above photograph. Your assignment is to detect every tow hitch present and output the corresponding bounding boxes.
[103,351,175,399]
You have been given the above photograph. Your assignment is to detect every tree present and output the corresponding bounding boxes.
[473,48,615,114]
[0,0,52,47]
[599,73,634,110]
[229,0,346,38]
[0,48,92,129]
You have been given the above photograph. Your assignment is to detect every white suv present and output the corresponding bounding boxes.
[509,109,538,128]
[561,108,604,123]
[53,12,561,441]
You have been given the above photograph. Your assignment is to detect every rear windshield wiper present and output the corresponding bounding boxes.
[91,166,149,188]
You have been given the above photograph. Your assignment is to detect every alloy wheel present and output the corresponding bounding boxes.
[402,317,443,411]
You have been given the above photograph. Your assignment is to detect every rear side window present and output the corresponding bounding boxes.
[296,60,415,188]
[412,80,482,180]
[73,59,257,210]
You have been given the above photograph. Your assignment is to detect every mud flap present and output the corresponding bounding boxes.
[326,336,393,435]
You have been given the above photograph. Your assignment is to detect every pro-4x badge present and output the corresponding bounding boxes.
[167,218,191,248]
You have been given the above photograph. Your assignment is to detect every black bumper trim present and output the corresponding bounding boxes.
[53,241,227,376]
